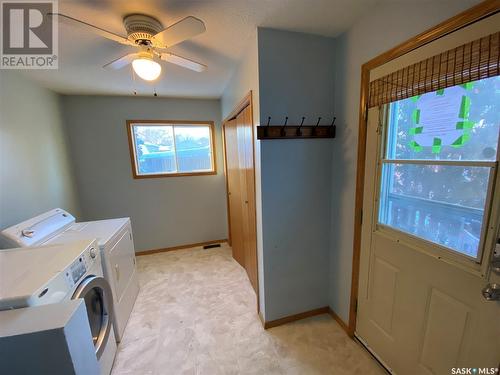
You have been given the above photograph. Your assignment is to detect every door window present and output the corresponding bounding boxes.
[83,286,104,345]
[378,76,500,260]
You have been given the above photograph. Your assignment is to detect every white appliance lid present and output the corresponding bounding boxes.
[0,239,95,303]
[0,299,86,337]
[46,218,130,249]
[0,209,75,248]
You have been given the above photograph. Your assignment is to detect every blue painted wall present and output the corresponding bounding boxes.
[257,28,336,321]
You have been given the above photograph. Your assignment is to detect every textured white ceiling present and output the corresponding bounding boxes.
[22,0,383,97]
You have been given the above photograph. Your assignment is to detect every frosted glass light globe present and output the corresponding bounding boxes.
[132,58,161,81]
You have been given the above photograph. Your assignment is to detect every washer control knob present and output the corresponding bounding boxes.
[89,247,97,259]
[22,229,35,238]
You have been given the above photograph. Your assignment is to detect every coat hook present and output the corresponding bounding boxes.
[296,116,305,136]
[329,117,337,137]
[264,116,271,137]
[280,116,288,136]
[311,117,321,136]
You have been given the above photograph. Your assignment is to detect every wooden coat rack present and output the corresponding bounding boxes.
[257,117,336,140]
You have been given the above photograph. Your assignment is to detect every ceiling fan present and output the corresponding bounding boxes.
[49,13,207,81]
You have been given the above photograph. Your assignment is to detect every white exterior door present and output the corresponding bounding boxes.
[357,76,500,375]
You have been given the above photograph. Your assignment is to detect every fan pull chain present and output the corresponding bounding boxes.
[131,66,137,95]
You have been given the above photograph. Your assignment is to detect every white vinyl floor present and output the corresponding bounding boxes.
[111,244,385,375]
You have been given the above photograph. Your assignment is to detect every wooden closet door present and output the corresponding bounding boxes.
[224,119,245,267]
[236,106,258,294]
[224,105,258,295]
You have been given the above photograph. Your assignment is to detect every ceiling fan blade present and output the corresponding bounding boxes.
[103,53,138,70]
[152,16,206,48]
[160,52,207,72]
[49,13,134,46]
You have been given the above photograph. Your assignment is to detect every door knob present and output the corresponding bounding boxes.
[482,283,500,301]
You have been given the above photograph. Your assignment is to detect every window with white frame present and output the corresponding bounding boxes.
[378,76,500,260]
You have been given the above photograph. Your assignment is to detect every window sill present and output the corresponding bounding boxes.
[132,171,217,179]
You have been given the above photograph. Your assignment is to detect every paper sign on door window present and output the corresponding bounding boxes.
[409,84,474,153]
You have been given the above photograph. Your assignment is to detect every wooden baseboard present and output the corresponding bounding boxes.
[260,306,351,333]
[258,311,265,327]
[263,306,329,329]
[328,307,350,335]
[136,239,228,256]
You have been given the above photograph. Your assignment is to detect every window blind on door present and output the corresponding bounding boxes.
[368,31,500,108]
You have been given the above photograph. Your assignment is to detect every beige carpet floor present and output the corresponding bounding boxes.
[111,244,386,375]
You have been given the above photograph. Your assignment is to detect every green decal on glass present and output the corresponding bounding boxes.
[432,137,442,153]
[456,120,474,130]
[459,95,471,119]
[451,134,471,148]
[460,82,474,90]
[409,140,423,152]
[412,109,421,124]
[409,126,423,135]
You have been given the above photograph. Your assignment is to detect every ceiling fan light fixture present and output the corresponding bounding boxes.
[54,12,207,76]
[132,56,161,81]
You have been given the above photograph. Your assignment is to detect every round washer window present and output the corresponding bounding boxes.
[83,287,104,344]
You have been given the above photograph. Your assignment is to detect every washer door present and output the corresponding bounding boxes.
[72,276,114,359]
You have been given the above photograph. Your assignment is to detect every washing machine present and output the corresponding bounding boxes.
[0,208,139,342]
[0,239,116,375]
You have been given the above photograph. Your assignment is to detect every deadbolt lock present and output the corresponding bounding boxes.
[482,283,500,301]
[491,259,500,274]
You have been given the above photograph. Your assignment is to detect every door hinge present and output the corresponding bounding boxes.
[354,299,358,313]
[360,209,363,226]
[364,103,369,122]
